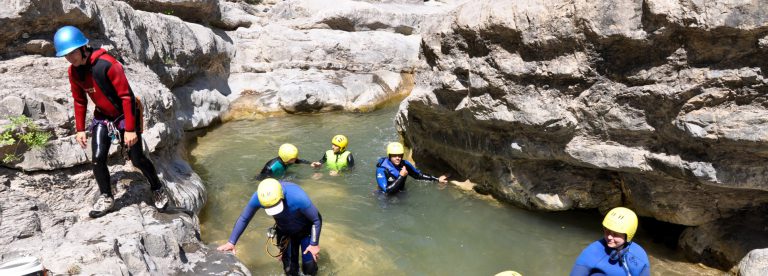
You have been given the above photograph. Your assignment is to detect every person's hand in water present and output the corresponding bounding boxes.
[438,175,448,183]
[329,170,339,176]
[217,242,237,254]
[311,162,321,168]
[311,173,323,180]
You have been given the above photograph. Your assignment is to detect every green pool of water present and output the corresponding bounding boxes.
[192,105,686,275]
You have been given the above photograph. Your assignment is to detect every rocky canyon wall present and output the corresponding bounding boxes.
[396,0,768,272]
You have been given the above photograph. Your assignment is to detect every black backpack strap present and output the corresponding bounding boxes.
[91,58,141,130]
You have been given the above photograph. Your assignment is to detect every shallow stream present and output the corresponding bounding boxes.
[192,105,715,275]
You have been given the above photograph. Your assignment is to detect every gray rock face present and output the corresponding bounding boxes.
[395,0,768,270]
[679,211,768,271]
[223,0,455,119]
[121,0,220,25]
[0,0,244,274]
[0,163,247,274]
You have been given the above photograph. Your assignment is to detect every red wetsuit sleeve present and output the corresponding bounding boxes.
[69,67,88,132]
[106,62,137,132]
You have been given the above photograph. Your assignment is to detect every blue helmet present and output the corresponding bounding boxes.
[54,26,89,57]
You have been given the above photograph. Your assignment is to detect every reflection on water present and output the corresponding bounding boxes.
[192,105,702,275]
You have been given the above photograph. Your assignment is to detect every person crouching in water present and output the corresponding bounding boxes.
[54,26,169,216]
[218,178,322,276]
[570,207,650,276]
[311,134,354,176]
[255,143,311,180]
[375,142,447,195]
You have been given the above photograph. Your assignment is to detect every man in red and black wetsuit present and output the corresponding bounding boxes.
[54,26,169,216]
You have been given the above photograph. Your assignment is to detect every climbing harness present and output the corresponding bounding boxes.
[104,115,131,160]
[265,225,289,258]
[106,116,122,145]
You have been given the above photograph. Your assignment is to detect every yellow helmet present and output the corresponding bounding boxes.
[331,135,348,149]
[257,178,284,211]
[386,142,404,155]
[602,207,638,242]
[278,143,299,162]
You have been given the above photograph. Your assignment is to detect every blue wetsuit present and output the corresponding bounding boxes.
[227,182,322,276]
[570,239,650,276]
[375,157,439,195]
[255,157,310,180]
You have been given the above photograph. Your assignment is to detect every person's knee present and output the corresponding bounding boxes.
[129,150,153,167]
[302,260,318,276]
[92,153,108,168]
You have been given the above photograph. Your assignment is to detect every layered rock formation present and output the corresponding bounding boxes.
[223,0,458,119]
[0,0,247,274]
[0,0,450,273]
[395,0,768,272]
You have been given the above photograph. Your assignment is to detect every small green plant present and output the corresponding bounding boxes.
[163,55,175,65]
[0,115,52,163]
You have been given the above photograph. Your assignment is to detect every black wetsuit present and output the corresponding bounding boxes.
[92,124,162,196]
[69,48,162,197]
[255,157,311,180]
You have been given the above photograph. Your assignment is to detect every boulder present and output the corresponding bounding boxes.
[739,249,768,276]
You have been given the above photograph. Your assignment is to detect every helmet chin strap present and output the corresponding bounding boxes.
[609,241,631,261]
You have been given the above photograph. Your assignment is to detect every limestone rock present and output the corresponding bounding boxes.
[395,0,768,269]
[739,249,768,276]
[269,0,460,34]
[214,0,262,30]
[121,0,220,25]
[0,0,246,274]
[680,211,768,271]
[225,69,412,118]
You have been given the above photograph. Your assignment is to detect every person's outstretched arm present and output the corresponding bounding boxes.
[405,162,438,181]
[311,154,326,168]
[218,193,261,253]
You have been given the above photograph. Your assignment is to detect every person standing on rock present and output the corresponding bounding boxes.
[310,134,355,176]
[375,142,447,195]
[255,143,311,180]
[54,26,169,216]
[218,178,322,276]
[570,207,650,276]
